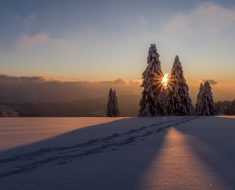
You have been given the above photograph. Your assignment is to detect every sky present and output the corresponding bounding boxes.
[0,0,235,101]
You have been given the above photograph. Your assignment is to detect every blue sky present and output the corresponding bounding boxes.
[0,0,235,89]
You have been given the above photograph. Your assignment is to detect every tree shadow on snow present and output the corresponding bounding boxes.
[0,117,171,190]
[175,116,235,189]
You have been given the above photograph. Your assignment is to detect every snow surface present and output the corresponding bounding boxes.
[0,116,235,190]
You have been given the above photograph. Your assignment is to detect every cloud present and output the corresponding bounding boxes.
[162,2,235,34]
[0,75,141,103]
[54,40,76,54]
[0,75,44,83]
[202,79,218,85]
[18,33,49,47]
[157,1,235,55]
[100,78,129,85]
[17,33,76,54]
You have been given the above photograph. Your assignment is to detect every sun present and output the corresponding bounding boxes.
[161,73,169,88]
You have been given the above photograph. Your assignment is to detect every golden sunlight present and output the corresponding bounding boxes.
[161,73,169,88]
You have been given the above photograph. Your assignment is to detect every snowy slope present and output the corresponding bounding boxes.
[0,116,235,190]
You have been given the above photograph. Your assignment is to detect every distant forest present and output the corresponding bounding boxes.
[215,100,235,115]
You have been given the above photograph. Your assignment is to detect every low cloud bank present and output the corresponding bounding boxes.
[0,75,141,103]
[0,75,233,104]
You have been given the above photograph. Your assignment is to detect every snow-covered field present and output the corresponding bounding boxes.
[0,116,235,190]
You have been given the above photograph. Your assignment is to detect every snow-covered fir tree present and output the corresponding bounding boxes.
[195,81,217,115]
[195,83,204,114]
[139,44,166,117]
[106,88,114,117]
[106,88,120,117]
[167,55,192,116]
[157,88,168,115]
[113,90,120,117]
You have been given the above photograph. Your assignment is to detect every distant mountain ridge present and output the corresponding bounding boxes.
[15,95,140,117]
